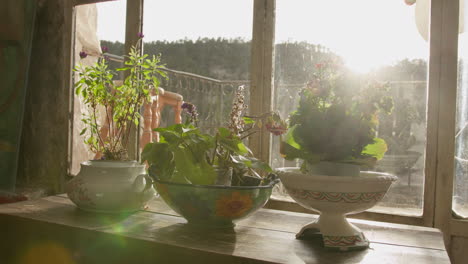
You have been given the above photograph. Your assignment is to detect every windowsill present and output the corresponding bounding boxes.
[0,195,448,263]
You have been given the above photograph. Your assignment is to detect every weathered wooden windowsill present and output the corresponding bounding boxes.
[0,195,450,263]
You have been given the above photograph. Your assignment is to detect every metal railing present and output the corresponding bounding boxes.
[105,53,249,133]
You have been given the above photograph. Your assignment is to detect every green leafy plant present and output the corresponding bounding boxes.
[75,36,167,160]
[281,61,393,171]
[142,86,286,186]
[379,97,423,155]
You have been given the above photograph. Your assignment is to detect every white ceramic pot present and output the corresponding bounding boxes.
[66,160,156,213]
[277,167,397,251]
[306,161,360,177]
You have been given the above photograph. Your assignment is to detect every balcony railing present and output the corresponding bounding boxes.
[105,53,249,133]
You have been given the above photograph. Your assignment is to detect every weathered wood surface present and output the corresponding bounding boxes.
[425,0,460,245]
[0,195,449,264]
[249,0,276,164]
[17,0,73,193]
[73,0,115,6]
[123,0,144,161]
[0,0,36,191]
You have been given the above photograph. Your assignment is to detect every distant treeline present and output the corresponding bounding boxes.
[101,38,427,82]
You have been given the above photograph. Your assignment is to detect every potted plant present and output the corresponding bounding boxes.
[276,62,397,251]
[377,97,423,176]
[66,34,166,213]
[141,85,283,228]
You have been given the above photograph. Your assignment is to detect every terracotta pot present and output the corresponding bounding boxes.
[66,160,156,213]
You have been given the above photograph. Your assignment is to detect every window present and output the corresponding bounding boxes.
[454,0,468,218]
[271,0,428,216]
[142,0,253,134]
[69,0,467,229]
[70,1,127,175]
[66,1,467,262]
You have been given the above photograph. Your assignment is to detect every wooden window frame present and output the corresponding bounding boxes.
[71,0,467,248]
[251,1,468,248]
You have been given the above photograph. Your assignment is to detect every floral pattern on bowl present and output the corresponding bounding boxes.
[153,176,278,228]
[287,189,386,203]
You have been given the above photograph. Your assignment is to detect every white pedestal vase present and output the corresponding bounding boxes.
[66,160,156,213]
[277,166,397,251]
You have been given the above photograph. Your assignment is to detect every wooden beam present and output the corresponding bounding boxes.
[428,0,459,247]
[249,0,276,164]
[72,0,115,6]
[18,0,74,193]
[124,0,144,161]
[450,219,468,237]
[424,0,443,229]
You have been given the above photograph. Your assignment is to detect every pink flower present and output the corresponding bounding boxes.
[265,113,287,136]
[266,123,287,136]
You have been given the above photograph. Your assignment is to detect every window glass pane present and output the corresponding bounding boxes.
[454,0,468,218]
[71,1,127,175]
[143,0,252,134]
[272,0,428,216]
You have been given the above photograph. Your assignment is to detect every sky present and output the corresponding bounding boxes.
[96,0,429,73]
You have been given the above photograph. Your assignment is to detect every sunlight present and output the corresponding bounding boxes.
[276,0,428,74]
[98,0,428,75]
[344,55,381,74]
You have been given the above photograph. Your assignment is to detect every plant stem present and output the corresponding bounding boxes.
[211,134,219,165]
[240,131,257,140]
[104,105,113,151]
[92,105,105,153]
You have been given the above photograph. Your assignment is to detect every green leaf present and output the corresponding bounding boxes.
[159,130,182,144]
[173,147,216,185]
[284,125,301,150]
[361,137,388,160]
[242,116,255,124]
[219,137,248,155]
[218,127,231,138]
[230,155,272,172]
[142,143,176,181]
[236,141,249,154]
